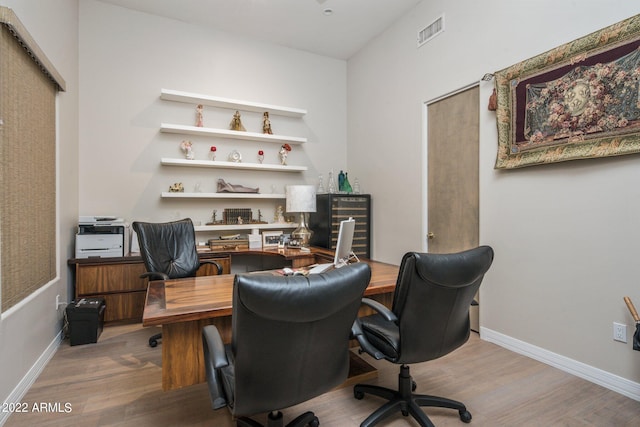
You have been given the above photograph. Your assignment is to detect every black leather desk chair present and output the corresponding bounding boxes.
[202,262,372,427]
[352,246,494,427]
[133,218,222,347]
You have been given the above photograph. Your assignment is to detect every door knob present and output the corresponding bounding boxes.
[427,232,435,240]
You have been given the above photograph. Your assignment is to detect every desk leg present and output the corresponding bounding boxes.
[161,316,232,391]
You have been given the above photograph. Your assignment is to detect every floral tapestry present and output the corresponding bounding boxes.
[494,14,640,169]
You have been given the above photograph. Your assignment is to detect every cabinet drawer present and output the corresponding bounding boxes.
[76,262,147,295]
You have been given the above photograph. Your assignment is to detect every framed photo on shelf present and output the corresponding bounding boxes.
[262,231,283,248]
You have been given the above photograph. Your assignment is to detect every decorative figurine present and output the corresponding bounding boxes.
[275,205,285,223]
[217,178,259,193]
[168,182,184,192]
[228,149,242,163]
[195,104,204,127]
[262,112,273,134]
[209,146,217,161]
[279,143,291,165]
[258,150,264,163]
[229,110,246,131]
[180,140,194,160]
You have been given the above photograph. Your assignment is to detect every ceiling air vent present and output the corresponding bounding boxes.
[417,14,444,48]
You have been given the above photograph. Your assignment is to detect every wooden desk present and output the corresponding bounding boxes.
[68,247,326,323]
[143,258,399,391]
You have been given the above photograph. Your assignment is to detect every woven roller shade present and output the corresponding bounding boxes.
[1,17,59,312]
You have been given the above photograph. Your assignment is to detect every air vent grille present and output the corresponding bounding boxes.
[417,14,444,48]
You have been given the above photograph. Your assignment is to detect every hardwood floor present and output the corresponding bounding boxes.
[5,323,639,427]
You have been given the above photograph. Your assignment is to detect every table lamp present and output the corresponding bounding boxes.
[285,185,316,247]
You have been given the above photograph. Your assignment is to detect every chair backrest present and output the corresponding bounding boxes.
[132,218,200,279]
[392,246,494,364]
[231,262,371,416]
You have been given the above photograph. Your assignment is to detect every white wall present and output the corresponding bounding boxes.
[348,0,640,394]
[79,0,347,231]
[0,0,79,417]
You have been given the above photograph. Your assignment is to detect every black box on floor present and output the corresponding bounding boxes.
[66,297,106,346]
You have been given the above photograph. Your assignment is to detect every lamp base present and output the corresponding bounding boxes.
[291,213,313,247]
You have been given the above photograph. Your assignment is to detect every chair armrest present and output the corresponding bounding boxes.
[200,259,223,275]
[140,271,169,281]
[202,325,229,369]
[361,298,398,323]
[202,325,230,409]
[351,319,386,360]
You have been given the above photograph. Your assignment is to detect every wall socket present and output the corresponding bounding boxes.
[613,322,627,343]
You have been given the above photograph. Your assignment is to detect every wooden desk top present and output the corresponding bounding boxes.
[142,259,399,327]
[68,246,333,265]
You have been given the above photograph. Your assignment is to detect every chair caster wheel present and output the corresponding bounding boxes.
[459,410,472,423]
[354,390,364,400]
[149,339,158,348]
[308,417,319,427]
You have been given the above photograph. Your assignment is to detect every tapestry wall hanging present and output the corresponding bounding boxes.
[494,14,640,169]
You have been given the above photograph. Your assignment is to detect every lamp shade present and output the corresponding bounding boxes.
[286,185,316,213]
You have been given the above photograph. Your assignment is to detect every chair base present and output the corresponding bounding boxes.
[237,410,319,427]
[354,365,471,427]
[148,332,161,347]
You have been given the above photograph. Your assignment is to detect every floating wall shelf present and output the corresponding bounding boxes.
[161,157,307,172]
[160,123,307,145]
[161,192,286,199]
[160,89,307,118]
[194,223,297,232]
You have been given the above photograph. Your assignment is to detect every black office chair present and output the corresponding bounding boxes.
[351,246,494,427]
[202,262,372,427]
[133,218,222,347]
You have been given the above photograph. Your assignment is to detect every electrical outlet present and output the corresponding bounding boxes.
[613,322,627,343]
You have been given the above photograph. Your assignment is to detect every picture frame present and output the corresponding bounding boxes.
[262,231,283,248]
[494,15,640,169]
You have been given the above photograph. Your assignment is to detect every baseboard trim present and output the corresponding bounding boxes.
[0,330,63,426]
[480,327,640,402]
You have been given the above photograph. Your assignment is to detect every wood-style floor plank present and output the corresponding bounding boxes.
[5,323,639,426]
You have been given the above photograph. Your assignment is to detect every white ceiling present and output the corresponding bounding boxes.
[96,0,422,60]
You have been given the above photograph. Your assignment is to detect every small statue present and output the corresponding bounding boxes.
[195,104,204,127]
[262,112,273,134]
[229,110,246,131]
[180,140,194,160]
[216,178,259,193]
[212,209,217,223]
[168,182,184,192]
[279,143,291,165]
[275,205,285,223]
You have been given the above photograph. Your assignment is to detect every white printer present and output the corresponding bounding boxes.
[75,216,129,258]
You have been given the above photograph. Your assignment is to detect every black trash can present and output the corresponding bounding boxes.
[66,297,106,346]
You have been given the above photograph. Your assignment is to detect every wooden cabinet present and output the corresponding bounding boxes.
[71,254,231,323]
[309,194,371,258]
[74,261,148,323]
